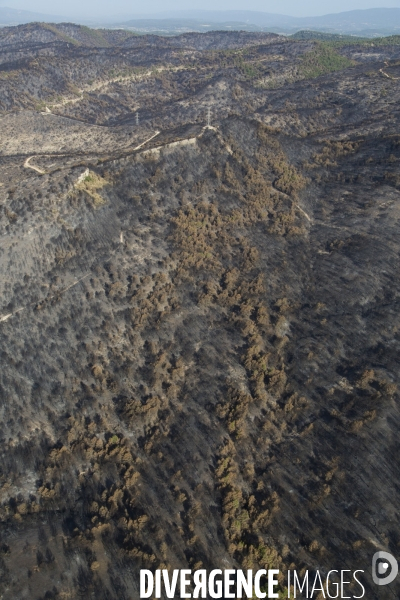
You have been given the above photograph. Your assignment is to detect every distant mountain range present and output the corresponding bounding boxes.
[115,8,400,36]
[1,6,400,37]
[0,6,65,25]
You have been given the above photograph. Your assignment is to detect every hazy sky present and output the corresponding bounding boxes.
[2,0,400,18]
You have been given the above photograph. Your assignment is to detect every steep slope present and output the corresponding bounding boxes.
[0,24,399,600]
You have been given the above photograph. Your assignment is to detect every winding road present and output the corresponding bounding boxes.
[23,156,45,175]
[23,130,161,175]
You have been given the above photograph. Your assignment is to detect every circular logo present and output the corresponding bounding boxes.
[372,551,398,586]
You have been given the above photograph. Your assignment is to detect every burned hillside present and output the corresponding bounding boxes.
[0,24,400,600]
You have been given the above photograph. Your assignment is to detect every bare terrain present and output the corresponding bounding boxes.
[0,22,400,600]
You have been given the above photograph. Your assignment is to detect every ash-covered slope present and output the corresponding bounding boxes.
[0,24,400,600]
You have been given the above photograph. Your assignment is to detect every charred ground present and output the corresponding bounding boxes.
[0,23,400,600]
